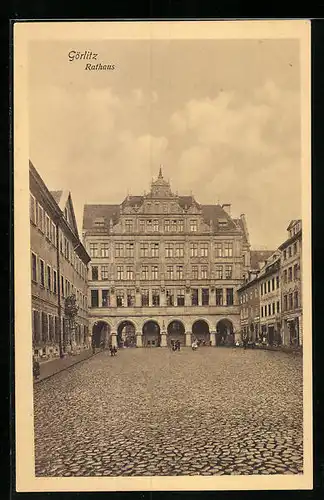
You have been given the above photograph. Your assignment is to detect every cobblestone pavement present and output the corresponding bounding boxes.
[34,347,303,476]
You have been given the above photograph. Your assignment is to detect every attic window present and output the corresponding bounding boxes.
[218,219,228,227]
[94,217,105,227]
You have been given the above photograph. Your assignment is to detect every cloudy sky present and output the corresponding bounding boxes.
[28,38,301,249]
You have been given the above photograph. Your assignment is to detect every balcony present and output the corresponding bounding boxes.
[89,304,240,318]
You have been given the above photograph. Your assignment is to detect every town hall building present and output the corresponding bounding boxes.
[82,168,252,348]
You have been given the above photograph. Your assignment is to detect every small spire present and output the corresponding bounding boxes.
[158,165,163,179]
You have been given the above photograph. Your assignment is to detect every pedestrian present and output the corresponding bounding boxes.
[176,340,181,351]
[109,345,114,356]
[113,346,117,356]
[33,356,40,381]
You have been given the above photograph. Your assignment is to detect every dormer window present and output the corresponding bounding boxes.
[218,219,227,228]
[94,217,105,227]
[190,220,197,232]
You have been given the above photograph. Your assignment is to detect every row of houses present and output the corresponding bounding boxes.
[29,160,302,358]
[238,219,302,347]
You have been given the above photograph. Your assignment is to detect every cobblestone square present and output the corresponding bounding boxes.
[34,347,303,476]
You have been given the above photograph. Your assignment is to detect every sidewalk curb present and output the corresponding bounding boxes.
[34,349,104,384]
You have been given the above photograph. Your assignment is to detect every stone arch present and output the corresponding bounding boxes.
[117,320,137,348]
[167,319,186,347]
[92,321,111,348]
[192,319,210,346]
[216,318,234,346]
[142,320,161,347]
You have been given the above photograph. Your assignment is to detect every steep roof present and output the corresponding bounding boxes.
[83,204,121,229]
[201,204,239,231]
[250,250,275,270]
[50,190,63,205]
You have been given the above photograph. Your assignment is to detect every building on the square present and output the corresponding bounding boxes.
[279,220,302,346]
[30,161,91,359]
[82,167,252,348]
[258,251,282,345]
[237,250,274,342]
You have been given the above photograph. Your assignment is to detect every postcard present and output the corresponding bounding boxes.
[14,20,312,491]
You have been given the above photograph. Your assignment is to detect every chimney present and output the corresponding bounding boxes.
[222,204,231,216]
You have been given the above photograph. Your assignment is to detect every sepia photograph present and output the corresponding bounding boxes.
[14,20,312,491]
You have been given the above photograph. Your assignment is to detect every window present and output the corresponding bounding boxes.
[289,293,293,310]
[176,265,183,280]
[32,310,41,342]
[48,315,54,342]
[45,214,51,239]
[152,290,160,306]
[190,220,197,232]
[165,243,173,258]
[151,243,159,257]
[267,281,271,293]
[224,242,233,257]
[267,304,271,316]
[125,243,134,258]
[102,290,109,307]
[276,276,280,289]
[53,270,57,294]
[293,263,299,280]
[176,289,185,306]
[200,243,209,257]
[47,265,51,291]
[277,301,280,313]
[166,266,174,280]
[283,295,288,311]
[226,288,234,306]
[117,266,124,280]
[101,265,109,280]
[260,284,263,296]
[141,266,148,280]
[141,289,149,306]
[288,246,292,258]
[283,269,288,283]
[190,243,198,257]
[153,219,159,232]
[126,266,134,280]
[39,259,45,287]
[151,266,158,280]
[166,289,174,306]
[294,291,299,309]
[146,220,153,232]
[201,266,208,279]
[65,279,70,296]
[202,288,209,306]
[272,303,275,315]
[127,289,135,307]
[42,312,48,341]
[89,243,98,258]
[91,290,99,307]
[225,265,232,279]
[178,220,184,232]
[283,250,287,260]
[164,220,170,232]
[192,265,198,279]
[140,243,149,258]
[271,278,275,291]
[171,220,177,232]
[51,222,57,245]
[255,288,258,297]
[139,220,145,232]
[288,267,293,282]
[261,306,264,318]
[293,242,298,254]
[125,219,133,232]
[116,290,124,307]
[100,243,109,257]
[31,253,37,282]
[30,195,37,224]
[38,205,44,233]
[175,243,184,258]
[115,243,124,258]
[91,266,99,280]
[215,243,223,257]
[61,275,65,297]
[216,288,223,306]
[191,289,198,306]
[215,265,223,280]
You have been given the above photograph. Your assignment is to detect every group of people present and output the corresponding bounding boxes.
[171,339,181,351]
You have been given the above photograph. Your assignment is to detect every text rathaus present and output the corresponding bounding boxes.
[83,168,252,348]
